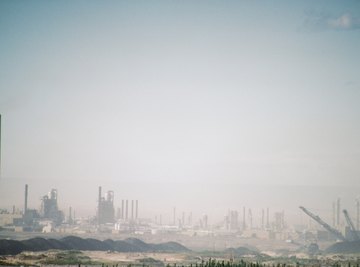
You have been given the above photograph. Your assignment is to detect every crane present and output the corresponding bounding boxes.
[343,209,360,241]
[299,206,347,241]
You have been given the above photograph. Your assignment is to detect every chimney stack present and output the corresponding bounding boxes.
[356,198,359,231]
[24,184,28,214]
[136,200,138,219]
[337,198,341,228]
[121,199,124,219]
[69,206,72,224]
[125,200,128,220]
[98,186,102,224]
[131,200,134,219]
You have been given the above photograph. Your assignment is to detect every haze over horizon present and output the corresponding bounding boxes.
[0,1,360,223]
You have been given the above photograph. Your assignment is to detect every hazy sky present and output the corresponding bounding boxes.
[0,1,360,222]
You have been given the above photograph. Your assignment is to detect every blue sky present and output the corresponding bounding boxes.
[0,1,360,220]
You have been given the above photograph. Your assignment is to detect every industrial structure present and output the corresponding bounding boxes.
[41,189,64,225]
[97,186,115,224]
[24,184,28,214]
[298,206,360,242]
[343,209,359,241]
[357,198,360,231]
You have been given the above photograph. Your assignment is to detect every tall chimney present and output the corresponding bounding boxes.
[125,200,128,220]
[98,186,102,224]
[24,184,28,214]
[69,206,72,224]
[332,201,336,227]
[121,199,124,219]
[131,200,134,219]
[136,200,138,219]
[356,198,359,231]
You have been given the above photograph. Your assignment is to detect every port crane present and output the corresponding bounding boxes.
[299,206,347,241]
[343,209,360,241]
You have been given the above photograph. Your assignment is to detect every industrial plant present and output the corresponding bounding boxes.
[1,181,360,253]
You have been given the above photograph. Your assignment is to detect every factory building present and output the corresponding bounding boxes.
[40,189,64,225]
[97,186,115,224]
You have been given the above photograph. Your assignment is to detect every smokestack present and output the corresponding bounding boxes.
[248,209,252,229]
[356,198,359,231]
[136,200,138,219]
[98,186,102,224]
[332,201,336,227]
[121,199,124,219]
[98,186,102,205]
[131,200,134,219]
[24,184,28,214]
[125,200,128,219]
[266,207,269,228]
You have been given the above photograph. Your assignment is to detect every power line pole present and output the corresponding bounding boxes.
[0,114,2,178]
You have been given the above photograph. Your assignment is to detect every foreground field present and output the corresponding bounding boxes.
[1,250,360,267]
[0,250,194,266]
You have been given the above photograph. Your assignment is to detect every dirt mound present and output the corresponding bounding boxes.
[0,236,190,255]
[0,239,28,255]
[326,240,360,254]
[152,241,190,252]
[124,237,152,251]
[22,237,69,251]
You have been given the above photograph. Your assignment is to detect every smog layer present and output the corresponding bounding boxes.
[1,0,360,265]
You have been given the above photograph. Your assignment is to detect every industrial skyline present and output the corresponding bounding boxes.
[0,0,360,253]
[2,182,360,236]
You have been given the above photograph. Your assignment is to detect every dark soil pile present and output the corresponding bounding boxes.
[0,236,190,255]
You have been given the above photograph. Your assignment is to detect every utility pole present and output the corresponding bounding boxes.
[356,198,360,231]
[0,114,2,178]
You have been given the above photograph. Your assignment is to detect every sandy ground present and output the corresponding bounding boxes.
[0,250,197,266]
[84,251,194,263]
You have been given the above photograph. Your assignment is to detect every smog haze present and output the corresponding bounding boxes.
[0,1,360,225]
